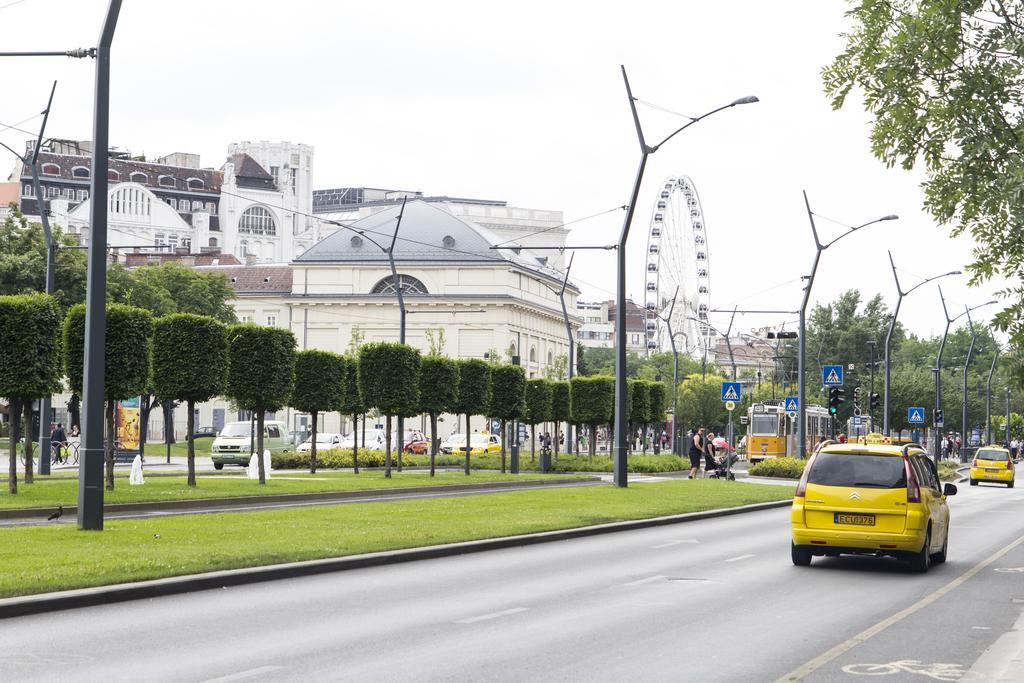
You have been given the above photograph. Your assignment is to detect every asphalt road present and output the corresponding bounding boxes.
[1,476,1022,682]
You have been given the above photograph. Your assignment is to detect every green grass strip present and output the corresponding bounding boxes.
[0,471,572,510]
[0,480,793,598]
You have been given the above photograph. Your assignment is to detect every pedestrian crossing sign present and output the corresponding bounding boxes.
[908,407,925,424]
[784,396,799,412]
[721,382,741,402]
[822,365,844,386]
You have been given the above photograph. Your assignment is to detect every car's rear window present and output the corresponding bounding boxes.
[807,452,907,489]
[976,449,1010,461]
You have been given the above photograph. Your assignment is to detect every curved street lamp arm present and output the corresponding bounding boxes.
[653,97,757,152]
[905,270,961,296]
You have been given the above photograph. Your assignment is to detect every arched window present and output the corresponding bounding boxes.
[509,343,517,359]
[130,172,148,184]
[186,178,204,191]
[158,175,176,188]
[370,274,428,295]
[547,350,553,365]
[107,170,120,182]
[72,166,90,179]
[208,237,218,247]
[529,346,537,363]
[238,206,277,236]
[41,163,60,176]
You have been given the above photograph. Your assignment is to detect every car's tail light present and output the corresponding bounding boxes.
[795,454,816,498]
[973,459,978,468]
[905,457,921,503]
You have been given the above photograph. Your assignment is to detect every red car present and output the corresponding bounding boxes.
[404,437,429,454]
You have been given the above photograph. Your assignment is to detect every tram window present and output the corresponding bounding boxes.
[750,414,779,435]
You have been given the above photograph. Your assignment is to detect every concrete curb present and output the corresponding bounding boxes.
[0,498,792,619]
[0,477,596,520]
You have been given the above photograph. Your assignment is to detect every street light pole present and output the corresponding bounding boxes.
[0,81,58,475]
[798,192,897,458]
[79,0,123,531]
[1007,387,1012,446]
[986,346,1000,445]
[882,253,960,435]
[962,307,978,456]
[611,65,757,487]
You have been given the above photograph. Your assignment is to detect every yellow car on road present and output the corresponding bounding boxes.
[439,433,503,456]
[791,438,956,572]
[970,446,1015,488]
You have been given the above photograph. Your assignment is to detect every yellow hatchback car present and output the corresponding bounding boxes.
[970,446,1015,487]
[791,440,956,572]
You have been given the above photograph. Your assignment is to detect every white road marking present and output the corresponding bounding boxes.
[621,575,667,587]
[775,531,1024,682]
[200,666,283,683]
[651,539,699,549]
[971,626,992,630]
[724,554,756,563]
[455,607,529,624]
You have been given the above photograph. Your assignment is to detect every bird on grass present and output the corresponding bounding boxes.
[47,505,63,521]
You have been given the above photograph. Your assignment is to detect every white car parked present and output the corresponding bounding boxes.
[296,432,342,453]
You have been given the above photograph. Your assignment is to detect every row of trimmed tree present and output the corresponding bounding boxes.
[1,293,668,493]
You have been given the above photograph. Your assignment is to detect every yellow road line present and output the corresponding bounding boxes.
[775,532,1024,682]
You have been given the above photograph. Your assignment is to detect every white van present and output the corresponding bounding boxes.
[211,420,291,469]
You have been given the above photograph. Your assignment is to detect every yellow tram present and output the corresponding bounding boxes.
[745,401,831,463]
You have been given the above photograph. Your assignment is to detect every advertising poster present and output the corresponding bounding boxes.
[115,396,141,460]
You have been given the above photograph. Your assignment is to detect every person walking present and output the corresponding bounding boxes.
[689,426,705,479]
[50,422,67,464]
[705,431,718,472]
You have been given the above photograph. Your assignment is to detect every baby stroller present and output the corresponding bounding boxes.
[705,450,738,480]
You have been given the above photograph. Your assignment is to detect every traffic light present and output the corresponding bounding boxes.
[828,387,846,415]
[870,392,880,411]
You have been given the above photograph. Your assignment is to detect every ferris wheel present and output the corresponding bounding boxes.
[643,176,712,358]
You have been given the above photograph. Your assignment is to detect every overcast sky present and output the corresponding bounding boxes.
[0,0,1010,345]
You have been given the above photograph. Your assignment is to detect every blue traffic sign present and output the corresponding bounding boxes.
[784,396,799,412]
[934,409,944,427]
[908,407,925,424]
[822,365,844,386]
[853,416,863,427]
[721,382,742,402]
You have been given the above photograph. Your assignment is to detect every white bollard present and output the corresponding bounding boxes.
[129,454,144,486]
[247,453,259,480]
[263,449,272,479]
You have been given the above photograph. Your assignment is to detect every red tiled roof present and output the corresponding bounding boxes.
[193,264,292,294]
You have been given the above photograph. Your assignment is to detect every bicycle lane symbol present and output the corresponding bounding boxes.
[841,660,983,680]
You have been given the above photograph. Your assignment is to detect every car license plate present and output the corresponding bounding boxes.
[835,513,875,526]
[985,468,1000,472]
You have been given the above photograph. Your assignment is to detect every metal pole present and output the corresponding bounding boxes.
[986,346,999,445]
[78,0,121,531]
[962,307,976,458]
[1007,387,1012,446]
[557,254,575,456]
[613,66,649,489]
[882,251,903,436]
[934,287,952,464]
[389,199,407,471]
[798,191,824,459]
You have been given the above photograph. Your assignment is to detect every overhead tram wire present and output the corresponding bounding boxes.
[489,204,628,248]
[0,0,32,13]
[0,113,44,137]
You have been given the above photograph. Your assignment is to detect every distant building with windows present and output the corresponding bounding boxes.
[576,299,647,353]
[7,139,316,263]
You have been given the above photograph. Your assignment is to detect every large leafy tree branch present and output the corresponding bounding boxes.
[824,0,1024,349]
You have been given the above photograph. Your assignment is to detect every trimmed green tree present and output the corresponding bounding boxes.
[628,379,651,453]
[291,350,346,474]
[418,355,459,476]
[549,380,571,461]
[647,381,668,454]
[490,364,527,473]
[0,293,62,493]
[151,314,228,487]
[64,303,153,490]
[225,324,296,484]
[358,342,421,478]
[524,378,553,463]
[453,359,491,475]
[339,355,365,474]
[570,375,615,458]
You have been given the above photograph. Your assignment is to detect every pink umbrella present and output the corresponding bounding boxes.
[712,436,732,451]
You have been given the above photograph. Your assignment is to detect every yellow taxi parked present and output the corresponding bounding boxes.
[970,445,1015,488]
[439,433,503,456]
[791,436,956,572]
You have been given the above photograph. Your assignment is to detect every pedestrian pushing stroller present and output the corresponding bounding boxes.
[706,451,738,480]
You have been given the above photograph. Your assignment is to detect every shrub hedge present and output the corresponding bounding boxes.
[748,456,806,479]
